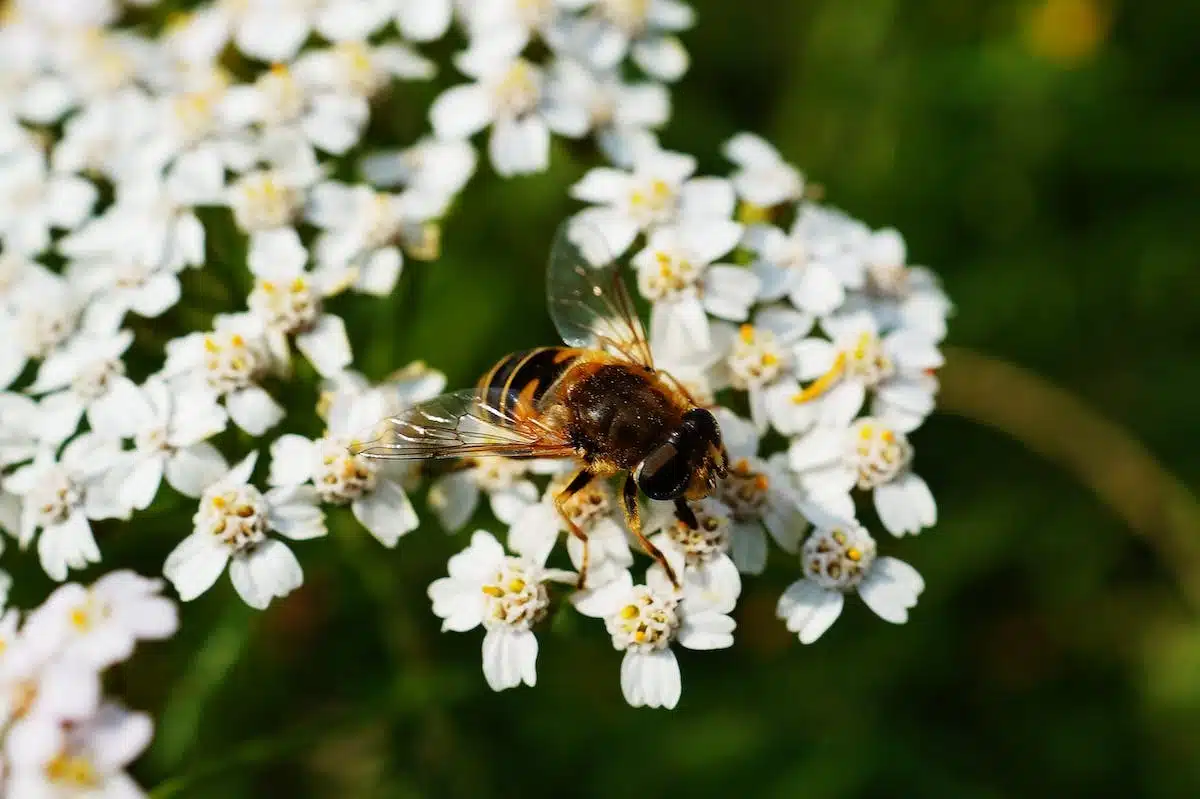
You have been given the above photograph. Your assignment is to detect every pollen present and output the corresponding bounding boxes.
[261,281,276,293]
[203,336,219,353]
[211,495,226,509]
[739,324,755,343]
[482,585,505,598]
[69,607,90,630]
[846,548,861,562]
[620,604,639,620]
[754,474,769,491]
[270,62,289,76]
[290,277,306,292]
[230,334,245,348]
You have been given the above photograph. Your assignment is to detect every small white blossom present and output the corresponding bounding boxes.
[629,221,755,360]
[105,377,228,510]
[571,142,736,255]
[0,270,83,391]
[163,318,284,436]
[508,473,633,589]
[394,0,454,42]
[561,0,695,82]
[164,452,325,609]
[712,409,819,574]
[23,571,178,669]
[360,136,478,202]
[776,520,924,643]
[857,227,952,342]
[4,434,128,581]
[791,310,943,431]
[0,148,97,255]
[428,530,574,691]
[26,329,134,445]
[584,570,733,709]
[723,132,804,208]
[268,367,445,547]
[788,417,936,536]
[644,497,742,610]
[6,701,153,798]
[430,32,588,176]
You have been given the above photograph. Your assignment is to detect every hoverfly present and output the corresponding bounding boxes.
[352,221,729,588]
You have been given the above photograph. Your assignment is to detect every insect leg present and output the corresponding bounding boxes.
[555,467,595,589]
[674,499,698,529]
[623,474,680,589]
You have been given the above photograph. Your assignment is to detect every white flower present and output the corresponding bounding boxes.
[0,269,82,391]
[245,252,354,379]
[545,58,670,167]
[163,318,284,436]
[306,181,421,297]
[428,530,574,691]
[6,701,153,798]
[857,227,952,342]
[507,473,633,589]
[231,0,324,64]
[26,329,134,445]
[104,377,228,511]
[776,520,924,643]
[360,136,478,202]
[430,32,588,176]
[22,571,178,669]
[586,570,734,709]
[221,62,369,156]
[428,456,555,533]
[0,392,45,468]
[293,40,435,99]
[268,377,436,547]
[788,417,936,536]
[711,409,818,574]
[746,206,872,318]
[163,452,325,609]
[0,148,97,255]
[642,497,742,611]
[394,0,453,42]
[715,308,816,433]
[571,143,736,255]
[723,132,804,209]
[629,221,755,360]
[791,310,943,431]
[561,0,695,82]
[4,434,128,581]
[0,637,101,768]
[51,87,159,181]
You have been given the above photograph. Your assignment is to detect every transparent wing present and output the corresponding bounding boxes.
[350,388,576,461]
[547,217,654,369]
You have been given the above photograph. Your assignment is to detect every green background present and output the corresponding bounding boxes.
[14,0,1200,795]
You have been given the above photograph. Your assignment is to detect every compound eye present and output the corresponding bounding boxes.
[635,442,690,501]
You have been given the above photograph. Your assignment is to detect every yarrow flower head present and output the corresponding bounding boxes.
[429,530,575,691]
[776,520,924,644]
[164,452,326,609]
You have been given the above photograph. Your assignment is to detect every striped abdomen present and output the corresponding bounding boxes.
[478,347,583,420]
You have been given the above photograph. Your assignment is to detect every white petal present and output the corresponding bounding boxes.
[229,540,303,610]
[265,486,327,540]
[429,577,484,631]
[120,455,165,511]
[621,648,681,709]
[570,167,629,204]
[678,177,736,225]
[488,116,549,177]
[631,36,689,82]
[248,229,307,278]
[163,532,230,601]
[235,11,309,62]
[397,0,452,41]
[857,557,923,624]
[702,266,760,321]
[482,627,538,691]
[790,264,844,316]
[430,84,493,138]
[45,177,97,229]
[490,482,539,526]
[166,442,229,498]
[131,273,182,318]
[351,479,419,547]
[226,386,284,436]
[507,502,561,566]
[428,471,478,531]
[356,248,402,296]
[267,434,316,486]
[729,520,767,575]
[572,207,638,257]
[678,609,736,650]
[776,579,843,644]
[295,315,353,378]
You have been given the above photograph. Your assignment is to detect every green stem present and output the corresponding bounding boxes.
[938,347,1200,610]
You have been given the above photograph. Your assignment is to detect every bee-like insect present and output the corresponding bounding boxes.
[352,222,729,587]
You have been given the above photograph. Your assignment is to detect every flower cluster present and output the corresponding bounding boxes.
[0,0,952,719]
[0,570,177,795]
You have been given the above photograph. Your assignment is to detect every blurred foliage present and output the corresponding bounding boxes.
[8,0,1200,795]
